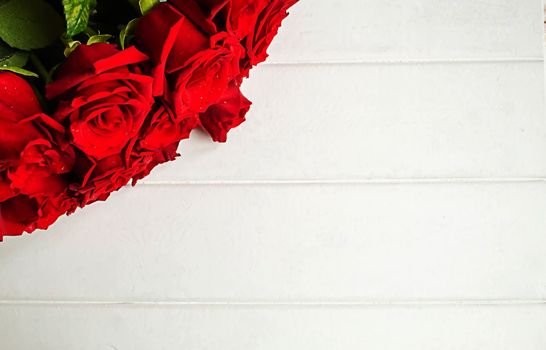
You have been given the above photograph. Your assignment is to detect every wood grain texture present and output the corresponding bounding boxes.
[1,183,545,301]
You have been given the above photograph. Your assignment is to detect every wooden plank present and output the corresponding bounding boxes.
[0,304,545,350]
[143,61,546,182]
[1,183,545,301]
[267,0,544,63]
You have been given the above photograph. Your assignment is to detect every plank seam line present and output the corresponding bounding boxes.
[138,177,546,186]
[261,57,544,66]
[1,300,545,307]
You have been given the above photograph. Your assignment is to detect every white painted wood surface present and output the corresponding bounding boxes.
[1,304,545,350]
[148,62,546,181]
[266,0,544,63]
[2,183,546,301]
[1,1,545,349]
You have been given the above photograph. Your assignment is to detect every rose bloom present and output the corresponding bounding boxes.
[199,82,251,142]
[0,72,75,238]
[241,0,298,68]
[47,43,154,160]
[136,0,296,141]
[68,152,151,205]
[136,1,249,141]
[138,100,198,154]
[46,43,160,206]
[164,0,298,70]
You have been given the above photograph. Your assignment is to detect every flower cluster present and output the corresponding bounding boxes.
[0,0,297,239]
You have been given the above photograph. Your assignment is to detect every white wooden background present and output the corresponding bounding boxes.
[1,1,545,349]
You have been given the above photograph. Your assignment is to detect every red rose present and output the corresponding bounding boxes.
[0,72,46,162]
[0,195,66,239]
[131,100,199,180]
[0,73,75,238]
[136,2,244,114]
[135,2,209,95]
[167,0,266,39]
[199,82,251,142]
[165,0,297,69]
[241,0,297,68]
[69,152,155,206]
[47,43,154,161]
[9,139,75,198]
[171,33,244,114]
[139,100,198,152]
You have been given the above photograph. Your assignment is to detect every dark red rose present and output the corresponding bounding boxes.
[135,2,244,115]
[1,191,75,240]
[47,43,154,161]
[0,73,75,239]
[199,82,251,142]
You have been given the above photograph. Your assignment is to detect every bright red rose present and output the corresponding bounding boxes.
[139,101,198,152]
[0,73,75,239]
[241,0,297,68]
[8,139,75,198]
[165,0,297,69]
[133,100,199,179]
[199,82,251,142]
[47,43,154,161]
[0,72,46,162]
[69,151,155,206]
[167,0,267,39]
[135,2,209,95]
[171,33,244,114]
[135,2,244,115]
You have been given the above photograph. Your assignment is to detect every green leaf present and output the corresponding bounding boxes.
[0,41,29,67]
[62,0,97,37]
[87,34,112,45]
[2,50,29,67]
[120,19,139,50]
[139,0,159,15]
[0,0,64,50]
[63,39,81,57]
[0,66,38,78]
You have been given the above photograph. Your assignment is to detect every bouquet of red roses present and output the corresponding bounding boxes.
[0,0,297,239]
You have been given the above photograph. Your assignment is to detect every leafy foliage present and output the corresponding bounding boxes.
[128,0,159,15]
[87,34,112,45]
[0,65,38,77]
[62,0,97,37]
[120,18,139,50]
[138,0,159,15]
[0,41,29,67]
[0,0,64,50]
